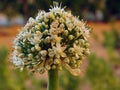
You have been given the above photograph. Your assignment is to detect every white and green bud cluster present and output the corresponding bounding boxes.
[13,4,91,74]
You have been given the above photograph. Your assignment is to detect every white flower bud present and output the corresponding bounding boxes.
[25,33,31,38]
[77,60,82,66]
[69,48,75,53]
[15,46,21,52]
[79,39,85,45]
[43,29,48,34]
[71,58,76,63]
[85,49,90,55]
[76,32,80,37]
[68,35,74,40]
[73,64,77,68]
[36,31,41,36]
[29,17,35,23]
[42,22,45,26]
[49,12,55,19]
[58,65,62,70]
[40,50,47,56]
[35,25,40,30]
[35,45,41,51]
[86,43,90,48]
[41,56,46,60]
[18,53,24,58]
[13,58,24,66]
[59,18,64,23]
[33,37,40,44]
[38,23,42,27]
[60,24,64,28]
[48,51,55,57]
[28,54,33,59]
[27,49,31,53]
[45,36,51,43]
[45,25,48,28]
[45,65,51,70]
[54,59,60,64]
[38,67,45,74]
[63,30,68,36]
[64,58,70,63]
[44,18,48,23]
[35,55,39,59]
[31,47,35,52]
[75,40,79,44]
[52,65,56,69]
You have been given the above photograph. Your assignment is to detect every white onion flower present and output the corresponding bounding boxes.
[13,3,91,75]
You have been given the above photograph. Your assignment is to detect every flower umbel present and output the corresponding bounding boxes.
[13,3,91,75]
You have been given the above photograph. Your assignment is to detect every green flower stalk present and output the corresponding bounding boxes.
[48,69,59,90]
[12,2,91,90]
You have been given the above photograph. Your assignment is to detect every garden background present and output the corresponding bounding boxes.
[0,0,120,90]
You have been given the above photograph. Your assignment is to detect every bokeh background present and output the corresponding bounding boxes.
[0,0,120,90]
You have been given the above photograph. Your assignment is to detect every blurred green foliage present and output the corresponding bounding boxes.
[103,25,120,65]
[86,53,120,90]
[60,68,81,90]
[103,27,120,50]
[0,46,47,90]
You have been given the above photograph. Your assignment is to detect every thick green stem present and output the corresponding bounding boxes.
[47,69,59,90]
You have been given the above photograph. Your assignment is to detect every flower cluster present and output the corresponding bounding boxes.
[13,4,90,75]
